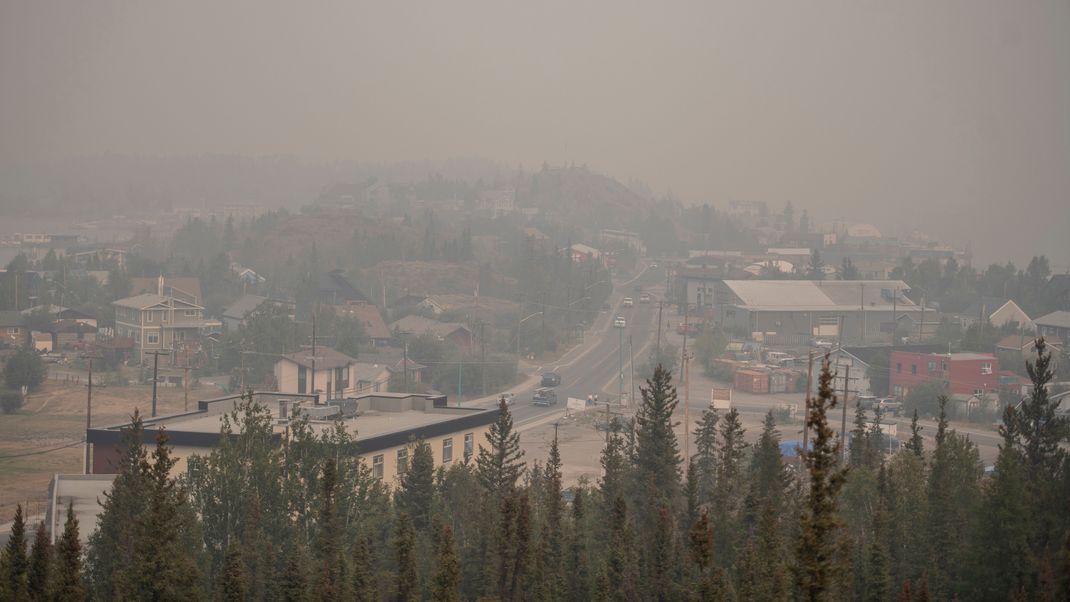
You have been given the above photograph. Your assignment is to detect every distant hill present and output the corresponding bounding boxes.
[515,165,655,230]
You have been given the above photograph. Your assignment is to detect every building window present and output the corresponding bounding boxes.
[981,362,992,375]
[147,333,160,344]
[464,433,474,460]
[896,363,902,374]
[942,362,947,371]
[442,438,453,464]
[893,385,902,396]
[184,309,197,317]
[146,311,154,323]
[397,448,408,475]
[298,366,307,394]
[927,361,936,373]
[974,388,983,395]
[911,364,917,376]
[372,455,383,479]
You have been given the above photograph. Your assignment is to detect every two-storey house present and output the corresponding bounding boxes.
[112,293,219,364]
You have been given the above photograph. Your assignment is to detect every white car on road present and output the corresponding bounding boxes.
[613,316,627,328]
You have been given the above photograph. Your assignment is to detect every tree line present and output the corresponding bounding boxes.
[2,342,1068,600]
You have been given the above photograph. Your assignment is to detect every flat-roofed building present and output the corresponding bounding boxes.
[86,391,496,485]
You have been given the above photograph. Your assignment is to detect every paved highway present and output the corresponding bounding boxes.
[470,267,665,427]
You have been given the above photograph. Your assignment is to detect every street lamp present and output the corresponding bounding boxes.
[517,311,544,359]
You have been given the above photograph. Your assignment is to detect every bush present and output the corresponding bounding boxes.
[0,389,23,414]
[3,349,46,393]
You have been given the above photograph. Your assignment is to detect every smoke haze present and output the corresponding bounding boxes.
[2,1,1068,266]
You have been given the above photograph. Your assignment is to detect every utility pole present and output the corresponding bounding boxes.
[618,323,624,404]
[655,301,663,358]
[148,349,171,417]
[403,342,409,391]
[840,365,851,463]
[629,334,636,411]
[480,322,487,396]
[310,312,317,400]
[860,283,866,343]
[891,287,897,346]
[83,353,102,474]
[682,302,691,463]
[801,349,815,472]
[175,353,193,412]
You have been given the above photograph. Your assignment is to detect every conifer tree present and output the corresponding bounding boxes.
[2,504,29,601]
[749,410,788,509]
[647,505,676,600]
[567,488,591,601]
[907,409,924,457]
[633,365,681,519]
[394,512,418,602]
[692,406,720,502]
[121,428,204,600]
[973,408,1030,599]
[315,458,343,600]
[926,396,982,597]
[27,520,50,601]
[398,440,435,532]
[602,496,638,602]
[849,400,874,468]
[279,543,312,602]
[350,535,376,602]
[688,508,716,598]
[86,411,149,599]
[536,434,565,600]
[53,503,86,602]
[476,399,525,500]
[430,525,461,602]
[794,357,848,601]
[712,408,748,566]
[738,500,788,601]
[864,464,893,602]
[508,494,531,601]
[240,495,274,602]
[598,429,628,510]
[218,542,248,602]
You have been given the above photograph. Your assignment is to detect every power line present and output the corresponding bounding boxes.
[0,439,84,460]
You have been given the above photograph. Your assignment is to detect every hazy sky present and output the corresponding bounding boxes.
[2,1,1068,267]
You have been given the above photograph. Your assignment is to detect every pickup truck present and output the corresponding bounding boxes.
[533,387,558,406]
[622,297,634,308]
[639,293,651,303]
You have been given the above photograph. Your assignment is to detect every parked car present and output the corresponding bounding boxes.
[639,293,651,303]
[541,372,561,387]
[622,297,634,308]
[533,387,558,406]
[810,338,833,349]
[614,316,627,328]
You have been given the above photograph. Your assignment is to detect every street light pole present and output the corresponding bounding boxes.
[618,324,624,404]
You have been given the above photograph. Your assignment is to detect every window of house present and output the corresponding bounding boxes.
[893,385,902,396]
[942,362,948,371]
[927,361,936,373]
[442,438,453,464]
[896,363,902,374]
[464,433,474,460]
[372,455,383,480]
[974,388,983,395]
[911,364,917,376]
[147,333,160,344]
[336,367,347,393]
[146,311,154,322]
[298,366,307,394]
[397,448,408,475]
[981,362,992,375]
[184,310,197,317]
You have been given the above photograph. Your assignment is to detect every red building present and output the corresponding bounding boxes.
[889,351,1000,398]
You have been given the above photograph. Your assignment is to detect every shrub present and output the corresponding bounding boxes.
[0,389,24,414]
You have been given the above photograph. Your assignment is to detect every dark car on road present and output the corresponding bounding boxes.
[541,372,561,387]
